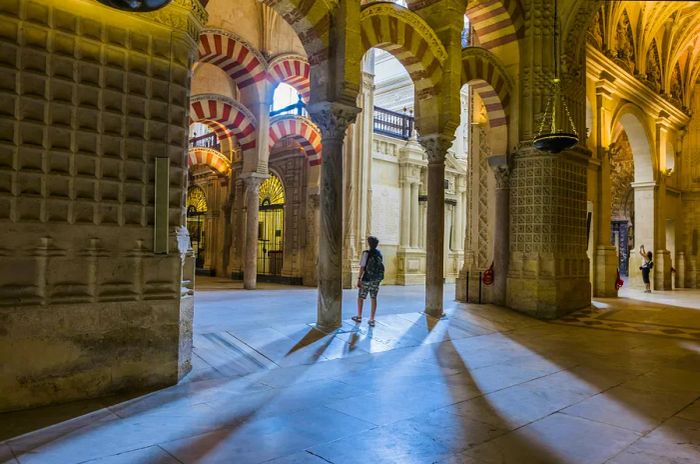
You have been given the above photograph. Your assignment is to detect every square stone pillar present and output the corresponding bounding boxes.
[506,146,591,318]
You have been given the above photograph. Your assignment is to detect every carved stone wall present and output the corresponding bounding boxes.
[507,147,591,318]
[0,0,202,411]
[610,132,634,221]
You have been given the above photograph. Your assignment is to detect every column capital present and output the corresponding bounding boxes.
[240,172,267,191]
[418,134,453,165]
[307,101,360,141]
[487,155,511,190]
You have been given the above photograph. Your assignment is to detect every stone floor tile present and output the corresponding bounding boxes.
[401,407,509,454]
[0,443,18,464]
[160,407,373,464]
[0,401,116,442]
[561,385,698,433]
[607,417,700,464]
[323,377,477,426]
[78,446,180,464]
[306,419,454,464]
[462,413,640,464]
[260,450,333,463]
[678,400,700,422]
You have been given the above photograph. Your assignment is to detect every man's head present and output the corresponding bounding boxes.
[647,251,653,260]
[367,236,379,249]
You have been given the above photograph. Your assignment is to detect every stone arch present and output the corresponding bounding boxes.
[187,147,232,176]
[465,0,523,65]
[360,2,447,98]
[268,54,311,102]
[269,115,322,166]
[461,47,512,155]
[189,94,257,152]
[261,0,332,65]
[611,103,655,183]
[198,30,267,90]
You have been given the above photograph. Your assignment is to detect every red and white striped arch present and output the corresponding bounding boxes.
[188,147,232,176]
[189,94,257,151]
[268,116,322,166]
[268,54,311,102]
[461,48,512,129]
[198,30,267,89]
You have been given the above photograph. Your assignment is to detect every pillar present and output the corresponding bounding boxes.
[488,158,510,306]
[309,102,359,330]
[410,182,420,248]
[507,146,591,318]
[400,180,411,248]
[593,78,619,297]
[242,174,265,290]
[420,135,453,317]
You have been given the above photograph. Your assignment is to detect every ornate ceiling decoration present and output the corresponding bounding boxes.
[587,0,700,112]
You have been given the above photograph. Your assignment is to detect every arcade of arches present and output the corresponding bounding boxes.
[2,0,700,446]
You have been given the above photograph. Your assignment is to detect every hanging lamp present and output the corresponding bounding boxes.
[96,0,171,12]
[533,0,579,153]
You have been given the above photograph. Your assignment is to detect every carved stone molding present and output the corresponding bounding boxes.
[307,102,360,141]
[491,164,511,189]
[418,134,453,165]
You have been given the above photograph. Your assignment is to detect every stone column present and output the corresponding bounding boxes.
[420,135,453,317]
[593,79,619,297]
[400,180,411,248]
[309,102,360,330]
[488,158,510,306]
[410,182,419,248]
[242,174,265,290]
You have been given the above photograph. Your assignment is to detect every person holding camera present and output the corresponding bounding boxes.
[639,244,653,293]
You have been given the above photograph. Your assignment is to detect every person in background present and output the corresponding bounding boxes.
[352,236,384,327]
[639,244,653,293]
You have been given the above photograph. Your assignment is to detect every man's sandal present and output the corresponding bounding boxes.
[351,316,362,323]
[368,320,376,327]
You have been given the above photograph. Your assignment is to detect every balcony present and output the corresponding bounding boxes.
[189,132,220,152]
[373,106,414,140]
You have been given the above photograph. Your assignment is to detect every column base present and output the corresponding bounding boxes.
[455,266,495,304]
[507,252,591,319]
[396,248,426,285]
[654,249,672,290]
[593,245,619,297]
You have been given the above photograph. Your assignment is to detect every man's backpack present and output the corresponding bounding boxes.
[365,250,385,281]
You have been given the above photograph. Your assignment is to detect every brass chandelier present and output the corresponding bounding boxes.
[96,0,171,12]
[533,0,579,153]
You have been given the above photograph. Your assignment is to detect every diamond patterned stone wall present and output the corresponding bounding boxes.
[0,0,203,412]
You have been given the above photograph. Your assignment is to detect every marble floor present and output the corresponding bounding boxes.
[2,279,700,464]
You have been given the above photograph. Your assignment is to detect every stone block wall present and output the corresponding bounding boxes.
[507,147,591,318]
[0,0,204,412]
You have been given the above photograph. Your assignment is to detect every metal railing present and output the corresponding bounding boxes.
[373,106,414,140]
[270,96,308,117]
[189,132,220,151]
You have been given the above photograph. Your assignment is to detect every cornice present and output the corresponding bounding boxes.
[586,45,690,130]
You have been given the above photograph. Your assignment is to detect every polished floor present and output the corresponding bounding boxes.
[2,278,700,464]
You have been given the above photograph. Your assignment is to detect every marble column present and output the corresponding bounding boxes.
[242,175,265,290]
[420,135,453,317]
[309,102,360,330]
[487,158,510,306]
